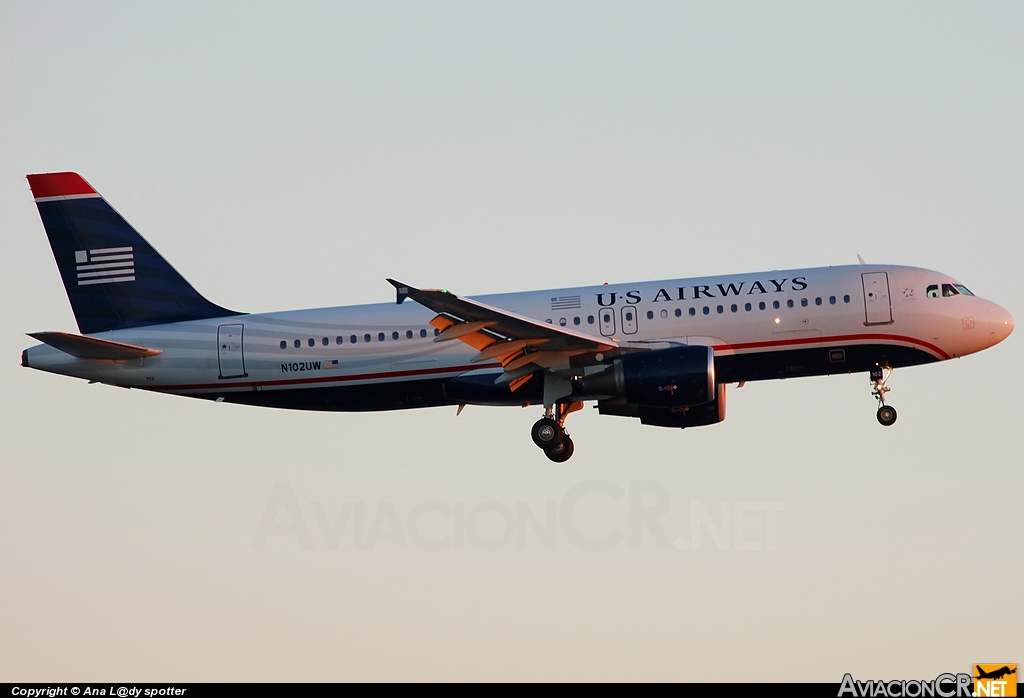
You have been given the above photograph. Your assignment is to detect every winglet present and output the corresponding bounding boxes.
[386,278,419,305]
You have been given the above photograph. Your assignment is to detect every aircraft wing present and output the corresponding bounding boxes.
[387,279,617,392]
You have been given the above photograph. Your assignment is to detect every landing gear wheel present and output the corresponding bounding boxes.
[545,436,574,463]
[876,405,897,426]
[531,417,564,450]
[870,365,897,427]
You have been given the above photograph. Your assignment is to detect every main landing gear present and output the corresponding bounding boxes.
[531,402,582,462]
[871,365,897,427]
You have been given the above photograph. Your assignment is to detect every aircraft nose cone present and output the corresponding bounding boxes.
[989,303,1014,346]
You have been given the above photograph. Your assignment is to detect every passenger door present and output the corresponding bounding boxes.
[861,272,893,325]
[217,323,247,378]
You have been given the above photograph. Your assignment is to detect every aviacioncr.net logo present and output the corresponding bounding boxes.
[974,664,1017,698]
[838,673,973,698]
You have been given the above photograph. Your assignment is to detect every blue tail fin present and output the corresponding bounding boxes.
[28,172,241,334]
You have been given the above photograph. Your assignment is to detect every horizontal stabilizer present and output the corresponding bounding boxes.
[28,331,162,360]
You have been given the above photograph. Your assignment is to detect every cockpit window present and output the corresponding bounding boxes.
[954,285,975,296]
[942,284,959,297]
[926,284,940,298]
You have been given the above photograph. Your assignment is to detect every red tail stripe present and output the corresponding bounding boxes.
[27,172,97,199]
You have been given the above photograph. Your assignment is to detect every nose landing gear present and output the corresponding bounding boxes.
[531,402,582,462]
[871,365,897,426]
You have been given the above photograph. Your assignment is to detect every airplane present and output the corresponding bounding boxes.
[975,666,1017,681]
[21,172,1014,462]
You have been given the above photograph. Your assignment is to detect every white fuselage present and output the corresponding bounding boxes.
[23,264,1014,409]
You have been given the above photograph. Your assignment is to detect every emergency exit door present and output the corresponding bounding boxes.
[861,272,893,325]
[217,323,247,378]
[620,305,638,334]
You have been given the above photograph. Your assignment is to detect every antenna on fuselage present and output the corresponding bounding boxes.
[857,254,867,265]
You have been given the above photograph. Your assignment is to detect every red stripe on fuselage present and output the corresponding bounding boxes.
[152,362,500,393]
[726,333,950,360]
[147,332,947,395]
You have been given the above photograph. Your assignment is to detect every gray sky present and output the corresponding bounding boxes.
[1,1,1021,681]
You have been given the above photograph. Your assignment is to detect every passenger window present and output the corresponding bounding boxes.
[801,298,808,307]
[364,334,371,343]
[587,315,595,324]
[689,308,696,316]
[336,336,343,344]
[844,295,851,303]
[307,338,315,347]
[294,339,301,348]
[787,299,794,308]
[926,285,940,298]
[280,341,287,350]
[815,297,822,306]
[773,301,780,310]
[660,309,668,319]
[703,307,710,315]
[730,304,738,313]
[829,296,836,305]
[744,303,751,311]
[675,308,682,317]
[574,317,580,325]
[759,302,766,310]
[378,332,386,341]
[392,331,399,340]
[646,310,654,320]
[420,329,428,338]
[322,337,329,346]
[350,335,358,344]
[406,330,413,339]
[559,318,567,326]
[625,311,633,322]
[955,285,974,296]
[716,305,724,314]
[434,329,440,336]
[942,284,959,297]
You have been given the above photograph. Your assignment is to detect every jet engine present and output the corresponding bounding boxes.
[573,345,715,407]
[574,345,726,428]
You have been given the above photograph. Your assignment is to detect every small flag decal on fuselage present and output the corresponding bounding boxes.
[325,359,340,369]
[551,295,582,310]
[76,247,134,286]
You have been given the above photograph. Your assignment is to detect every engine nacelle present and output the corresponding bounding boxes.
[573,345,715,408]
[597,382,727,429]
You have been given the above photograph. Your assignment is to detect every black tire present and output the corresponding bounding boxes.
[876,405,897,426]
[545,436,574,463]
[531,417,564,450]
